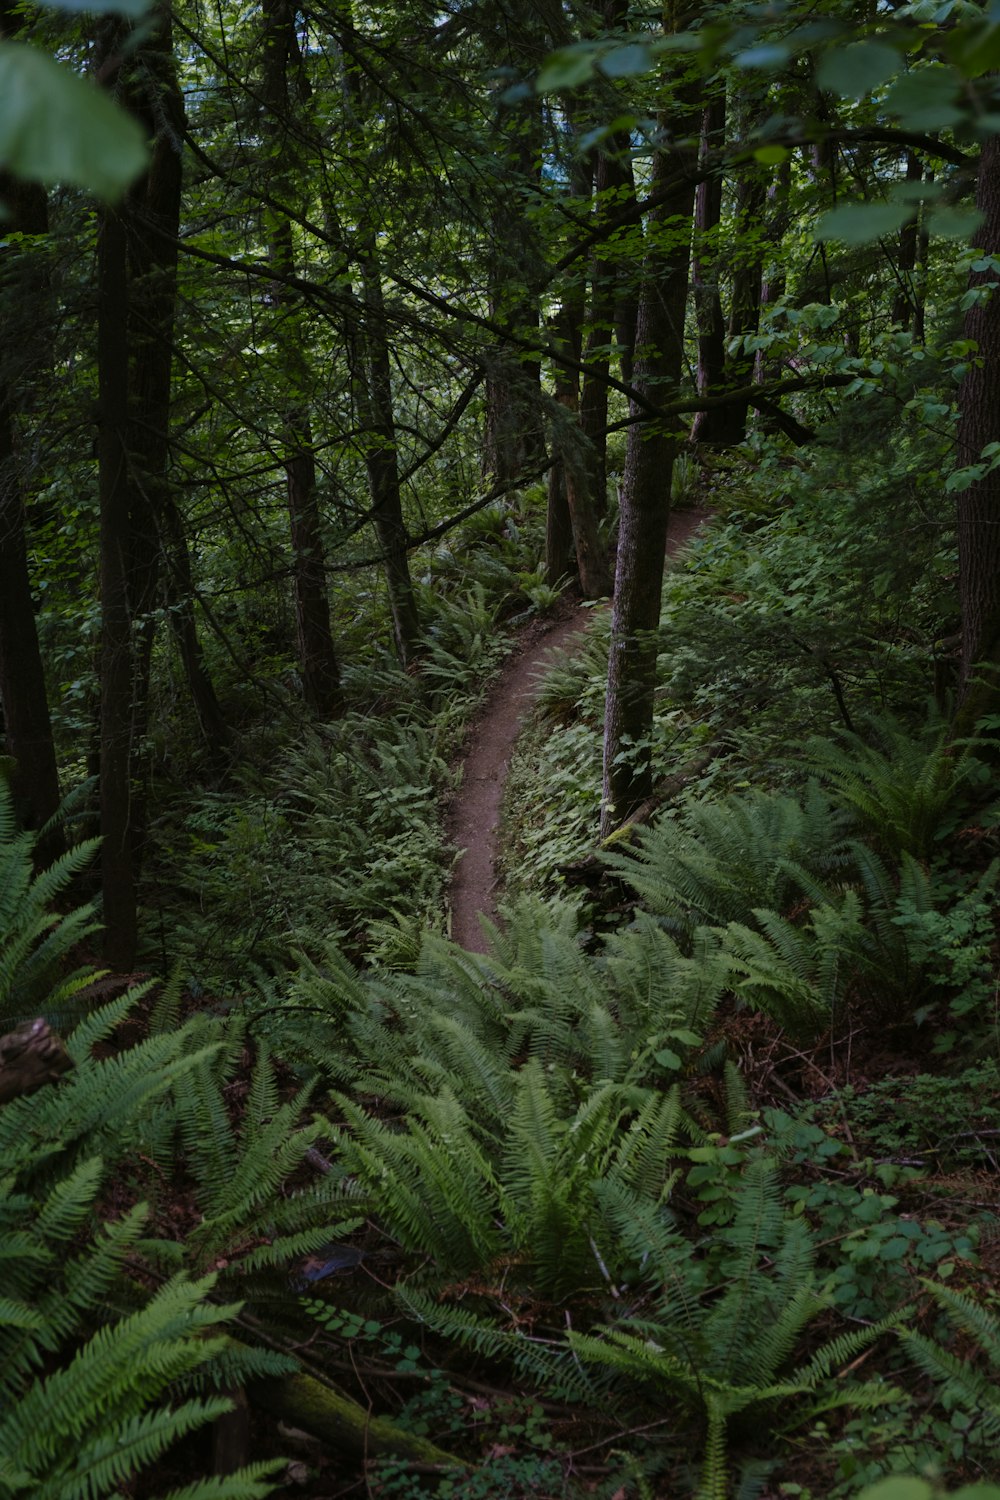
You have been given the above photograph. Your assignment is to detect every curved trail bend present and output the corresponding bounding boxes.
[445,507,707,953]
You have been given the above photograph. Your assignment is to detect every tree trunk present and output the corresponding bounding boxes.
[753,154,792,390]
[912,168,933,345]
[0,399,63,849]
[97,204,138,970]
[602,102,698,835]
[545,297,579,586]
[891,151,922,330]
[0,0,63,855]
[954,134,1000,733]
[0,190,62,850]
[262,0,344,716]
[690,97,728,444]
[159,499,230,758]
[719,160,766,443]
[352,261,421,667]
[580,129,638,523]
[125,16,229,761]
[481,30,546,486]
[546,207,612,599]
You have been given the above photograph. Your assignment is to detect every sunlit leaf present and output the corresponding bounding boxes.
[753,144,789,165]
[0,41,147,198]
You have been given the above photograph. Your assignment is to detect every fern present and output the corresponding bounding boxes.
[564,1159,895,1499]
[0,778,100,1027]
[721,890,866,1036]
[604,782,849,939]
[0,1270,282,1499]
[902,1280,1000,1441]
[0,1108,281,1498]
[802,711,987,858]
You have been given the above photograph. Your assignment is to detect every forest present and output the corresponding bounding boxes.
[4,0,1000,1495]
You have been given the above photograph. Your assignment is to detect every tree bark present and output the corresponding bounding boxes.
[351,261,422,667]
[97,203,138,970]
[954,133,1000,733]
[125,13,229,762]
[891,150,922,330]
[753,154,792,390]
[262,0,344,715]
[546,155,612,600]
[333,8,421,668]
[690,97,728,444]
[480,8,547,486]
[0,0,63,855]
[602,64,699,835]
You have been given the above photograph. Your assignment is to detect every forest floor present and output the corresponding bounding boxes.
[445,506,709,951]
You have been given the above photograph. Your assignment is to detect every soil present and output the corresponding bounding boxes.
[445,506,709,953]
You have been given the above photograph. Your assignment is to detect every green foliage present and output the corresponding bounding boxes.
[605,781,850,939]
[0,778,100,1027]
[0,38,147,198]
[904,1282,1000,1436]
[802,715,991,859]
[172,711,455,975]
[566,1161,900,1500]
[0,998,283,1499]
[767,1105,981,1323]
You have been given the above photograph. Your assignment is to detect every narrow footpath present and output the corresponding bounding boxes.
[445,507,707,952]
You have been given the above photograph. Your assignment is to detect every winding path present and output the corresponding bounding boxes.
[445,508,707,953]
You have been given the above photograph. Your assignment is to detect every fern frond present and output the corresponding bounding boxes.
[605,782,848,938]
[697,1399,730,1500]
[156,1464,284,1500]
[398,1289,599,1403]
[803,712,982,858]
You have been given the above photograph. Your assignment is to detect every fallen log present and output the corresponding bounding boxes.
[251,1372,466,1470]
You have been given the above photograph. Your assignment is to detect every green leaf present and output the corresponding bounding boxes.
[536,45,598,92]
[815,201,913,245]
[927,204,986,240]
[733,43,791,70]
[598,43,652,79]
[0,41,147,198]
[816,41,900,99]
[884,66,965,131]
[45,0,148,13]
[654,1047,682,1070]
[888,176,943,206]
[946,17,1000,78]
[753,145,789,165]
[856,1483,934,1500]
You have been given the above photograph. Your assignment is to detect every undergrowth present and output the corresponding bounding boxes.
[142,492,551,984]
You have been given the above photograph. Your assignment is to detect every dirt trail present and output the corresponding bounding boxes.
[445,507,707,953]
